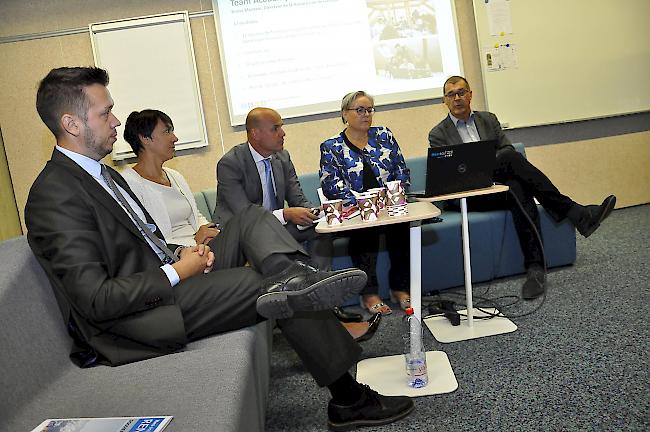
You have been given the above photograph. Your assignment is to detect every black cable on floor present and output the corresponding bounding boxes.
[422,287,548,321]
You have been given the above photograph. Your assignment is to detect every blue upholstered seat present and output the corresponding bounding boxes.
[197,143,576,301]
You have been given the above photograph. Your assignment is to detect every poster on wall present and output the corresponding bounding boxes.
[90,12,208,161]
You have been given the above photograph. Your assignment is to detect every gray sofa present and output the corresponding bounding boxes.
[195,143,577,303]
[0,236,272,432]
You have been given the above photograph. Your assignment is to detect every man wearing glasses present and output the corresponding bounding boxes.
[428,75,616,300]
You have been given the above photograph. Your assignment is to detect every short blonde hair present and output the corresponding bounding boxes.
[340,91,375,123]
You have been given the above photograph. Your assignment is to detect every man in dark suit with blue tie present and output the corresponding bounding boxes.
[25,67,414,430]
[429,75,616,300]
[213,108,329,264]
[214,108,367,325]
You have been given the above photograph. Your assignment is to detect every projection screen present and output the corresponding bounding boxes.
[213,0,463,125]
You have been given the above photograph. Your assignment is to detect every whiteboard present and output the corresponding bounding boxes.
[473,0,650,129]
[90,12,207,160]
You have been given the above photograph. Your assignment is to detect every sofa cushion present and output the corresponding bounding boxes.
[202,189,218,220]
[194,191,210,221]
[0,237,271,432]
[297,172,321,205]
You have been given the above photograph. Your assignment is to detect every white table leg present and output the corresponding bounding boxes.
[460,197,474,327]
[422,190,517,343]
[409,222,422,322]
[356,217,458,397]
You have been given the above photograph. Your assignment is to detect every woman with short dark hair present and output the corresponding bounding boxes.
[121,109,218,246]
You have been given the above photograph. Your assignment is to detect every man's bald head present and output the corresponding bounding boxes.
[246,107,285,157]
[246,107,278,132]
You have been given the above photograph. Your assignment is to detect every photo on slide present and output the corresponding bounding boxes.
[367,0,443,80]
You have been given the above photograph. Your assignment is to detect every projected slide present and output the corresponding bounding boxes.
[213,0,462,125]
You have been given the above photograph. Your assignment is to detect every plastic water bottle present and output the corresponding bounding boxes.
[403,307,428,388]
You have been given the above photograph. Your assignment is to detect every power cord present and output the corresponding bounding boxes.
[424,288,548,321]
[422,185,550,322]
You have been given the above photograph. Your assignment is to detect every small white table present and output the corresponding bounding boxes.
[417,184,517,342]
[317,201,458,396]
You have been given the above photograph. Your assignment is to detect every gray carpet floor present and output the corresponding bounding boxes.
[265,204,649,431]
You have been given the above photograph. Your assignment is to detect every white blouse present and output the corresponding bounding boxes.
[121,167,210,246]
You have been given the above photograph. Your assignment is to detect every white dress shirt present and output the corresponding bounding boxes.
[55,146,180,286]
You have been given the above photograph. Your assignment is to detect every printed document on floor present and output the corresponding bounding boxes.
[30,416,173,432]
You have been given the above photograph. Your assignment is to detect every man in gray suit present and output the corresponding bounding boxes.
[214,107,330,267]
[214,108,368,325]
[429,75,616,300]
[25,67,413,430]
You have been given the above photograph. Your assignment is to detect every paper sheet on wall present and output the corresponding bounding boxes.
[486,0,513,36]
[483,44,518,71]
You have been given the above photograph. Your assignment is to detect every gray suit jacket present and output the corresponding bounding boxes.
[428,111,514,153]
[213,143,313,225]
[25,150,187,366]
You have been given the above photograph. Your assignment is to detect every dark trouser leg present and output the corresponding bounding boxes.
[285,224,333,271]
[277,310,362,386]
[175,267,264,341]
[466,182,543,268]
[208,204,307,272]
[176,243,360,386]
[496,150,575,222]
[501,180,544,268]
[385,223,410,292]
[177,273,360,387]
[348,223,411,295]
[347,228,380,296]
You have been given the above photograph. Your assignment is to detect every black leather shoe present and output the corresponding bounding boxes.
[333,306,363,323]
[572,195,616,238]
[522,265,546,300]
[256,262,367,319]
[327,384,414,431]
[354,313,381,343]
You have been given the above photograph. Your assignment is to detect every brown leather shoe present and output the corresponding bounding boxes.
[256,262,367,319]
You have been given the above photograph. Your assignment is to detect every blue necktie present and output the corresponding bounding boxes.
[262,158,278,211]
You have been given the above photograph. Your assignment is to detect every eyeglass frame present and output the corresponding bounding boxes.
[346,106,376,115]
[444,88,471,99]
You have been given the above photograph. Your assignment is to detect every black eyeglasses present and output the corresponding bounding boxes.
[444,89,470,99]
[347,107,375,115]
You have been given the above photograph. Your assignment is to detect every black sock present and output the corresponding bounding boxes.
[327,372,363,405]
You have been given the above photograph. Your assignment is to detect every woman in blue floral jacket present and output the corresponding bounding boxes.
[319,91,411,315]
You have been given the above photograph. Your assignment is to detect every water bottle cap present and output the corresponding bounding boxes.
[405,307,414,315]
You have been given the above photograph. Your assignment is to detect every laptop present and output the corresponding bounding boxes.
[419,140,497,197]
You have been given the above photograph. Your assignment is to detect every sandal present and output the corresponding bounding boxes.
[390,291,411,311]
[360,296,393,315]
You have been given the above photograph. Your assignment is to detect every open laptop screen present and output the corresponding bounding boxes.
[423,140,497,197]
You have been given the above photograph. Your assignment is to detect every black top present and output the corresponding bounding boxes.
[342,130,380,191]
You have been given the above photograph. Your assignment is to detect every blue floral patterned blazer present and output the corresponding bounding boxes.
[319,126,410,205]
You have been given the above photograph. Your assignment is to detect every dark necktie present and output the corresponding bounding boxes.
[100,164,178,264]
[262,158,278,211]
